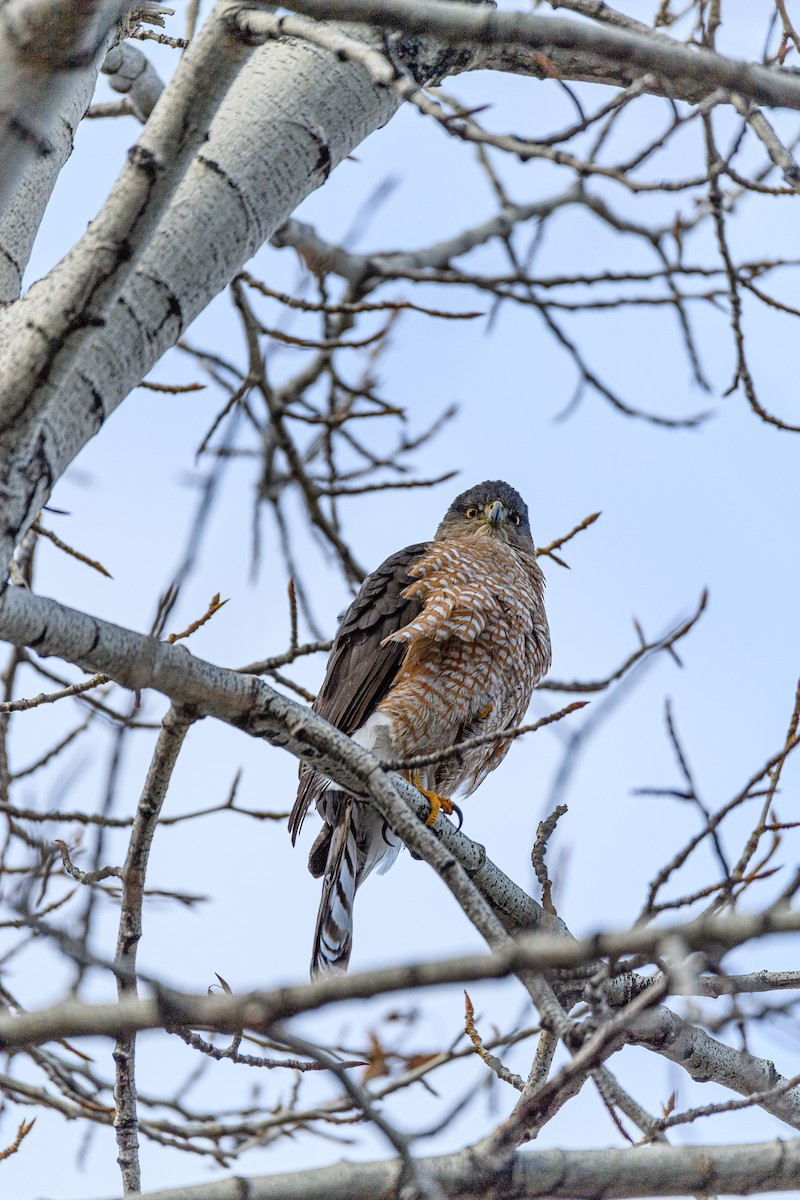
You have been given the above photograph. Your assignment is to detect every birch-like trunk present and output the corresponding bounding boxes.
[0,7,459,575]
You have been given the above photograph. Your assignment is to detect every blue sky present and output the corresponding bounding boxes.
[3,4,800,1196]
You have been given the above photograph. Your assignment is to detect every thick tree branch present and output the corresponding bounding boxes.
[0,11,123,302]
[0,0,133,217]
[630,1004,800,1132]
[2,911,800,1051]
[267,0,800,110]
[0,13,406,573]
[0,0,255,432]
[0,583,568,939]
[7,0,793,575]
[93,1137,800,1199]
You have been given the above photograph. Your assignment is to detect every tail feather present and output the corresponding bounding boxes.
[311,796,358,976]
[307,823,332,878]
[310,793,401,977]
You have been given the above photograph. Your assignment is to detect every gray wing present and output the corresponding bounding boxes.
[288,541,428,844]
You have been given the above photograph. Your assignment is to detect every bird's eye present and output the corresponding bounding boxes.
[510,512,521,526]
[465,506,478,519]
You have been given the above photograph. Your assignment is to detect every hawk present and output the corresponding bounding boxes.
[289,480,551,975]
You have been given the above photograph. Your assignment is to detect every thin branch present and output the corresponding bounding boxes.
[536,511,600,568]
[0,673,109,712]
[464,991,524,1090]
[113,705,194,1193]
[542,590,707,693]
[34,523,113,579]
[382,702,588,772]
[532,804,568,915]
[166,594,228,644]
[55,841,122,887]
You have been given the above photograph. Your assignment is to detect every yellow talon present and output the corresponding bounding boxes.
[406,770,454,827]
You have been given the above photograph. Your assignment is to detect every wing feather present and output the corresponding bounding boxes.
[289,542,428,842]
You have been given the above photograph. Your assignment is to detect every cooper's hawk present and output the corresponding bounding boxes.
[289,480,551,975]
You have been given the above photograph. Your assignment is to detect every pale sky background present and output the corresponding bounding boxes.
[3,3,800,1198]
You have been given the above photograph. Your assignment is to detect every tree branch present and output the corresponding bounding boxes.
[91,1136,800,1199]
[102,41,166,122]
[0,8,406,572]
[267,0,800,110]
[0,0,132,217]
[0,0,255,434]
[113,705,193,1194]
[2,911,800,1051]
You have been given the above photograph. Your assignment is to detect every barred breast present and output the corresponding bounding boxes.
[377,537,551,798]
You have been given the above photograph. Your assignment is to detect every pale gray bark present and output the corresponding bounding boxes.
[0,14,119,301]
[93,1137,800,1199]
[0,0,255,431]
[7,2,800,581]
[630,1005,800,1131]
[271,0,800,109]
[0,20,406,574]
[2,582,800,1133]
[102,42,165,121]
[113,706,193,1194]
[0,925,798,1047]
[0,0,132,217]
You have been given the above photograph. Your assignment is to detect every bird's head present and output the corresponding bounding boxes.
[435,480,534,551]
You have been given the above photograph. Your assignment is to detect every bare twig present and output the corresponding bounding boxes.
[34,524,113,579]
[166,594,229,644]
[532,804,568,915]
[383,702,588,772]
[0,674,109,713]
[464,991,524,1090]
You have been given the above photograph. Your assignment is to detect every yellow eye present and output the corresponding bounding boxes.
[465,506,478,519]
[510,512,521,526]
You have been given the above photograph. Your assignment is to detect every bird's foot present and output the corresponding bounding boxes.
[406,770,456,827]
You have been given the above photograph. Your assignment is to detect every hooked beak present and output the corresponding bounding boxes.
[486,500,506,526]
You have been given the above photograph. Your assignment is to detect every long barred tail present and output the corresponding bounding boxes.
[310,796,359,976]
[308,792,401,977]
